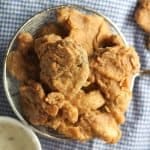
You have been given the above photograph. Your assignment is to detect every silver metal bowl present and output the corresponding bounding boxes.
[3,5,129,141]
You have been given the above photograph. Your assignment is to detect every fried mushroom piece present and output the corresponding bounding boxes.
[40,38,89,97]
[91,46,140,82]
[57,7,111,55]
[90,46,140,124]
[7,50,39,81]
[19,80,48,125]
[135,0,150,33]
[7,32,39,81]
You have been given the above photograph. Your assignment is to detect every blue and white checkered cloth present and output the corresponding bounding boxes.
[0,0,150,149]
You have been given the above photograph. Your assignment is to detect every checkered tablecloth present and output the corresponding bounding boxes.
[0,0,150,149]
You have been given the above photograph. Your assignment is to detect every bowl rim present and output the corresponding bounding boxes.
[3,4,128,141]
[0,116,41,150]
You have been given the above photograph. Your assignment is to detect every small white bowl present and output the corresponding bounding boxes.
[0,116,41,150]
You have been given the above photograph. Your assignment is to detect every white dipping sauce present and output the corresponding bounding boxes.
[0,122,37,150]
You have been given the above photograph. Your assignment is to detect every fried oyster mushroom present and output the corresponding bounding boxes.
[7,32,39,81]
[90,46,140,124]
[19,80,48,125]
[39,38,89,97]
[91,46,140,82]
[135,0,150,33]
[57,7,112,55]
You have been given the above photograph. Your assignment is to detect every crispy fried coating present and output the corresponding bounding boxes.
[135,0,150,33]
[7,51,28,81]
[62,102,78,124]
[57,121,92,141]
[57,7,111,55]
[72,90,105,113]
[7,50,39,81]
[43,92,65,117]
[20,86,120,143]
[19,80,48,125]
[7,32,39,81]
[40,38,89,97]
[91,46,140,81]
[90,46,140,124]
[84,111,121,143]
[93,75,131,125]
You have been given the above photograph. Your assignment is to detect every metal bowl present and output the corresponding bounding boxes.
[3,5,128,141]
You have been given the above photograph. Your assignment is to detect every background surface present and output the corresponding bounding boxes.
[0,0,150,149]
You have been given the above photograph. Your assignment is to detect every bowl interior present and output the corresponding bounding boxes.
[3,5,128,141]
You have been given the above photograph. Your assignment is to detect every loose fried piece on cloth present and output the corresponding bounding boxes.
[57,7,112,55]
[135,0,150,33]
[39,38,89,97]
[19,80,48,125]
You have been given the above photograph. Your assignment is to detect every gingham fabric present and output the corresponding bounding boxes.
[0,0,150,150]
